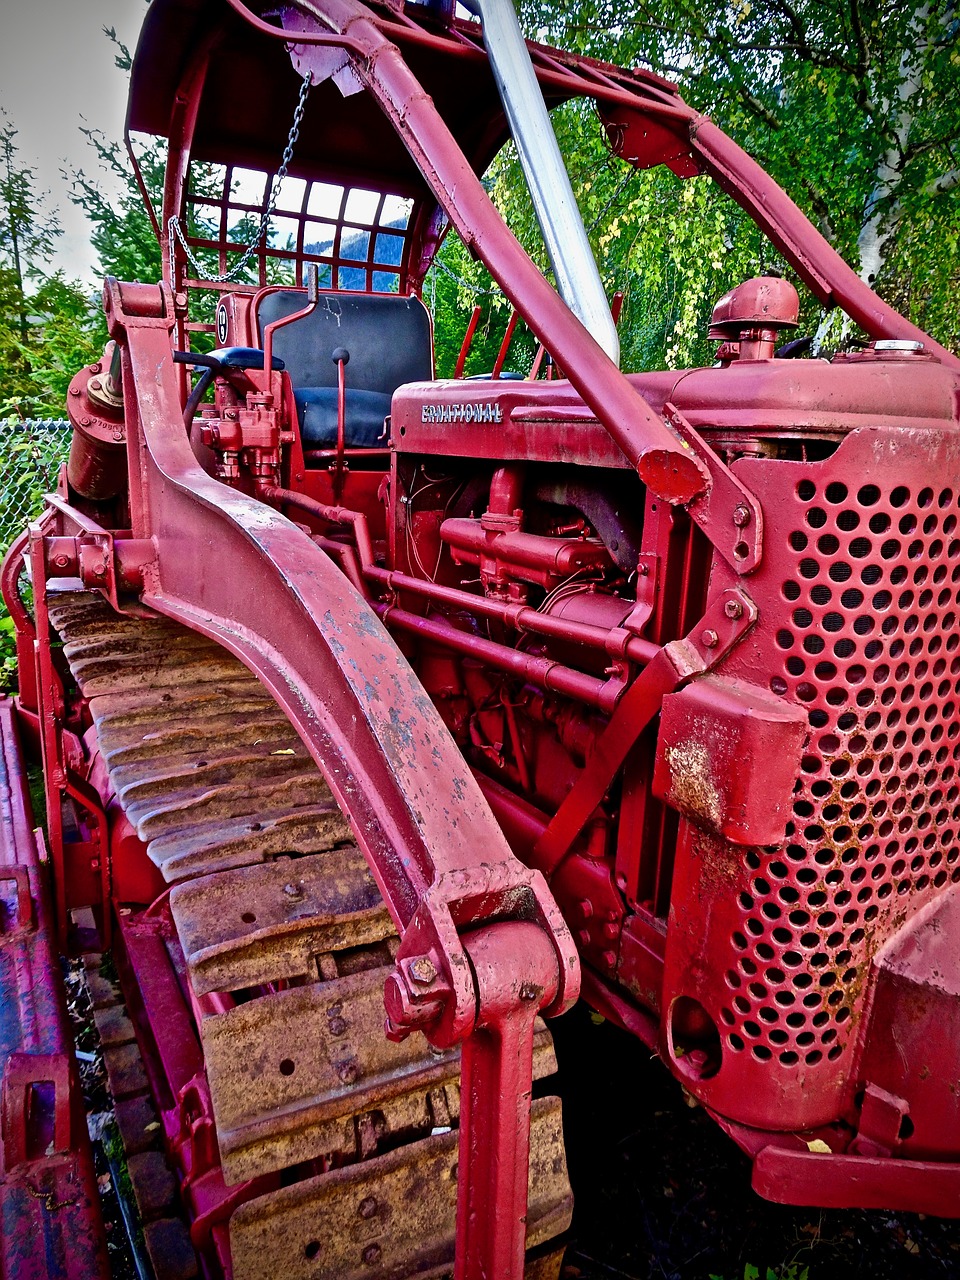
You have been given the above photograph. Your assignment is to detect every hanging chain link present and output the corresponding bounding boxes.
[167,71,313,285]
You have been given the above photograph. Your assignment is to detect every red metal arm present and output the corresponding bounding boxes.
[104,274,579,1045]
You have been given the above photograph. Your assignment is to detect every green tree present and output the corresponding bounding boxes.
[512,0,960,359]
[0,113,99,417]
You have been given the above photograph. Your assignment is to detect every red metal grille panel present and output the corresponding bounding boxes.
[663,425,960,1130]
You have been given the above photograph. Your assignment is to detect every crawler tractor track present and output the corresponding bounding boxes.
[48,592,572,1280]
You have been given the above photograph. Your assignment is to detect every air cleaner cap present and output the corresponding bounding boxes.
[708,276,800,340]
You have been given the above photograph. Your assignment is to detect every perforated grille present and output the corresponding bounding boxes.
[720,477,960,1070]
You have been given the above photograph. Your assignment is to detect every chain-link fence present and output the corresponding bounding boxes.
[1,418,71,687]
[0,418,71,554]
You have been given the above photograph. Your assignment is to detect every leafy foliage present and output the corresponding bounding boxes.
[0,115,100,417]
[510,0,960,362]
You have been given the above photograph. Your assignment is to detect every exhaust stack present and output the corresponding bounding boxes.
[466,0,620,366]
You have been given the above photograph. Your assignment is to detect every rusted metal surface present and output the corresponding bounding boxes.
[48,594,572,1272]
[0,700,109,1280]
[170,851,393,994]
[47,593,352,885]
[229,1097,570,1280]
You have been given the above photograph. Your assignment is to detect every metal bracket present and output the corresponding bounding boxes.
[0,867,35,943]
[663,402,764,574]
[533,587,757,876]
[1,1053,73,1173]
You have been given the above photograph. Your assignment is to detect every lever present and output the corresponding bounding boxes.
[332,347,350,501]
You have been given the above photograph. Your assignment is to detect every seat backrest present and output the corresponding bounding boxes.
[256,291,433,394]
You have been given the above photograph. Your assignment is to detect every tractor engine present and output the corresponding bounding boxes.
[383,313,960,1206]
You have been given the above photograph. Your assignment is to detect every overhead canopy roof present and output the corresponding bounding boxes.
[128,0,691,197]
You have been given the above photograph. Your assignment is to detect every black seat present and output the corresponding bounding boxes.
[256,291,433,447]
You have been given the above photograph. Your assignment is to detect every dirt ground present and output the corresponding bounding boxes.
[551,1004,960,1280]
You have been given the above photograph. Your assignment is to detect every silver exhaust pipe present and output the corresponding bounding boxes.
[464,0,621,366]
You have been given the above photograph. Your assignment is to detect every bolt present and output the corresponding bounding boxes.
[732,505,750,527]
[282,881,303,899]
[338,1060,360,1084]
[358,1196,378,1219]
[53,555,69,569]
[91,364,102,375]
[328,1016,348,1036]
[601,921,619,941]
[724,599,743,620]
[578,929,592,947]
[637,564,649,577]
[92,562,107,578]
[601,950,617,971]
[519,982,540,1002]
[409,955,437,986]
[578,898,594,921]
[112,429,124,442]
[362,1244,382,1266]
[701,629,719,649]
[79,417,91,428]
[69,387,81,397]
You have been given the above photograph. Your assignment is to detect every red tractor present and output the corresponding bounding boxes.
[2,0,959,1276]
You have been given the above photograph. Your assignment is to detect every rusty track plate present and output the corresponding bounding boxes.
[202,958,558,1183]
[205,964,460,1181]
[229,1097,572,1280]
[169,849,392,994]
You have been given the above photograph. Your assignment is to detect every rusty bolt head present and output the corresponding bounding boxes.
[338,1060,360,1084]
[519,982,540,1002]
[701,629,719,649]
[328,1016,348,1037]
[361,1244,382,1266]
[409,955,437,986]
[732,505,750,527]
[724,599,743,620]
[358,1196,378,1219]
[282,881,303,899]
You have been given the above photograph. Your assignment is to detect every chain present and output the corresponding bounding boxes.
[167,71,313,285]
[430,258,503,298]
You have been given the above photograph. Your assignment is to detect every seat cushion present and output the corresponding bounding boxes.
[294,387,392,447]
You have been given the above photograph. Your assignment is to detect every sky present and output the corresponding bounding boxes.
[0,0,148,284]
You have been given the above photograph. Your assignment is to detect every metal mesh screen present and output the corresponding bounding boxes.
[0,418,70,554]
